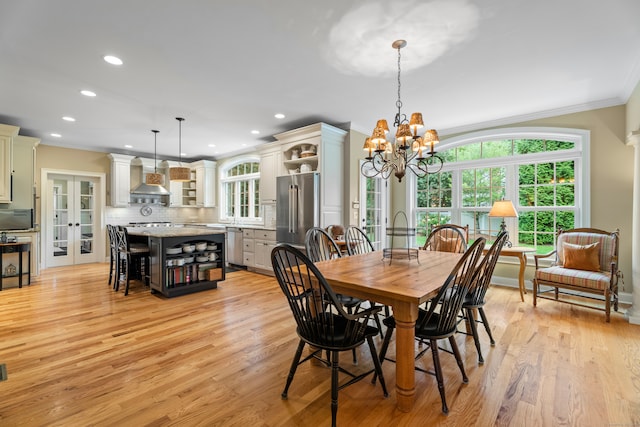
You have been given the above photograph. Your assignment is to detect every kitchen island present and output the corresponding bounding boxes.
[128,227,226,297]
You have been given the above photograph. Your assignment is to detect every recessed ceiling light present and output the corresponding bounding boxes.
[62,116,76,122]
[124,144,133,148]
[275,113,285,119]
[181,152,186,156]
[50,133,62,138]
[103,55,123,65]
[80,90,96,97]
[251,130,260,135]
[208,144,216,148]
[242,144,247,147]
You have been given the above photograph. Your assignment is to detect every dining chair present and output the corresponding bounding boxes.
[271,243,388,427]
[460,231,508,364]
[345,225,387,336]
[114,226,150,295]
[305,227,365,362]
[344,225,374,256]
[378,237,486,414]
[422,224,469,253]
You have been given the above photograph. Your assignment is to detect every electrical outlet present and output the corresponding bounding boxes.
[353,211,358,220]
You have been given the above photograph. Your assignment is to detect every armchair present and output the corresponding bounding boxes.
[532,228,620,322]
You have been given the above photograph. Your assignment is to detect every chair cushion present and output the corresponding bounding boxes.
[557,232,615,272]
[437,235,462,253]
[535,266,611,291]
[563,242,600,272]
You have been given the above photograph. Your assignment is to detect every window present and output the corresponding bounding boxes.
[220,159,261,221]
[409,128,589,252]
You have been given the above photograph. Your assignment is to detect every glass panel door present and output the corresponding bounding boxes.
[46,174,99,267]
[359,169,388,250]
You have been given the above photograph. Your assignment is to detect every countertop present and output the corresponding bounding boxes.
[181,223,276,231]
[127,226,226,238]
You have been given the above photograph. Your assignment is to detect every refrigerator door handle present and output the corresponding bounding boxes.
[288,185,298,234]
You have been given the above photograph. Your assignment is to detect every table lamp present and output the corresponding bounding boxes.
[488,200,518,247]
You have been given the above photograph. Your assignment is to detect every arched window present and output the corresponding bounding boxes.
[220,158,261,221]
[408,127,589,253]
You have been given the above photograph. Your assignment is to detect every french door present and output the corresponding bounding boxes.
[359,169,388,250]
[45,174,100,267]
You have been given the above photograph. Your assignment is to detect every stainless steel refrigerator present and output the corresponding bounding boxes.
[276,173,320,246]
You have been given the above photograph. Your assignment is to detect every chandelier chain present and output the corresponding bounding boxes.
[395,45,403,126]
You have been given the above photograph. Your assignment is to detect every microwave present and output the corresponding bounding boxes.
[0,209,34,231]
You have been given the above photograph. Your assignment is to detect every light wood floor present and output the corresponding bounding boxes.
[0,264,638,426]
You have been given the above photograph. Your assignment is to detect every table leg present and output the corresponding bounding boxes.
[517,253,527,302]
[391,301,419,412]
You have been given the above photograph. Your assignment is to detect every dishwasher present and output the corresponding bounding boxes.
[225,227,244,266]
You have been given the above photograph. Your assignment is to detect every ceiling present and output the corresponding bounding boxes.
[2,0,640,161]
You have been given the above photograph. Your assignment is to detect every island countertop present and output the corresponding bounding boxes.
[127,226,226,238]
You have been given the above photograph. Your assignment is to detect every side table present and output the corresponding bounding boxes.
[0,242,31,290]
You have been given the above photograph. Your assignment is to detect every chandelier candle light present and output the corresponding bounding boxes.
[169,117,191,181]
[488,199,519,247]
[145,129,163,185]
[361,40,444,182]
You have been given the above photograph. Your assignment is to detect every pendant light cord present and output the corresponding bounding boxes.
[176,117,185,165]
[152,129,159,173]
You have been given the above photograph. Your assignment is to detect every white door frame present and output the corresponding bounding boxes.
[358,162,390,251]
[40,169,106,270]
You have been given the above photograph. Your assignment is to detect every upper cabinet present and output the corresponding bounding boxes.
[0,124,19,204]
[273,123,347,226]
[108,154,134,207]
[12,135,40,209]
[258,146,282,204]
[162,160,216,208]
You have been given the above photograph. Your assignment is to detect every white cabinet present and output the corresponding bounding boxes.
[274,123,347,227]
[193,160,216,207]
[11,135,39,209]
[253,229,277,273]
[242,228,255,267]
[259,148,281,204]
[107,154,134,207]
[0,124,19,203]
[163,160,216,207]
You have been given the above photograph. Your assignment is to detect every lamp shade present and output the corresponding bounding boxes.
[488,200,518,218]
[169,117,191,181]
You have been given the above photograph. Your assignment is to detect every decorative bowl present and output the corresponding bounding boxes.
[181,244,195,253]
[196,256,209,263]
[207,244,217,250]
[195,242,207,251]
[166,247,182,255]
[184,256,195,264]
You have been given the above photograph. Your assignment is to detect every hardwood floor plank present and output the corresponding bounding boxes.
[0,263,638,426]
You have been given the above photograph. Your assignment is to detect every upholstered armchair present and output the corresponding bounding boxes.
[532,228,620,322]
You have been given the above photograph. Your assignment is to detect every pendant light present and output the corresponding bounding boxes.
[145,129,163,185]
[169,117,191,181]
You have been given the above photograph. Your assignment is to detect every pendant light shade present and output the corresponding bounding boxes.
[169,117,191,181]
[146,129,163,185]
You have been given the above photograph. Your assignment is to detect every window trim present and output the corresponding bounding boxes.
[219,155,262,224]
[406,126,590,240]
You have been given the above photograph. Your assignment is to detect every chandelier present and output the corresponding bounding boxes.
[361,40,443,183]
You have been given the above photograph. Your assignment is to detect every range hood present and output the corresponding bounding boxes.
[130,180,171,195]
[130,157,171,195]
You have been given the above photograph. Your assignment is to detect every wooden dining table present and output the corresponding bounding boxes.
[313,249,463,412]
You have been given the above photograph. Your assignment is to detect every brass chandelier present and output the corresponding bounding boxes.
[361,40,444,183]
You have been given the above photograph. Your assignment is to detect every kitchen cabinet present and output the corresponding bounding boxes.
[12,135,40,210]
[130,228,225,298]
[242,228,255,267]
[163,160,216,207]
[108,154,135,207]
[258,147,281,204]
[0,124,19,204]
[274,123,347,227]
[252,229,277,273]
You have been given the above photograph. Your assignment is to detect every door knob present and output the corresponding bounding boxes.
[68,223,73,227]
[75,223,80,226]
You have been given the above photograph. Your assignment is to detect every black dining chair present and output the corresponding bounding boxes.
[271,243,388,427]
[106,224,120,289]
[459,231,508,364]
[114,226,150,295]
[378,237,486,414]
[344,225,375,256]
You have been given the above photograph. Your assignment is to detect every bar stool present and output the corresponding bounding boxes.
[115,226,150,295]
[106,225,119,289]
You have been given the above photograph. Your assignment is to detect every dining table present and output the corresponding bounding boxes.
[312,249,463,412]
